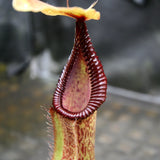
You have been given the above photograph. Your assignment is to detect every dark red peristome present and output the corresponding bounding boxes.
[53,18,107,119]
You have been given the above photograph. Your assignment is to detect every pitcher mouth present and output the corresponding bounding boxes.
[53,20,107,119]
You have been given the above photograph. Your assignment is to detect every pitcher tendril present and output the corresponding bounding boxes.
[67,0,69,8]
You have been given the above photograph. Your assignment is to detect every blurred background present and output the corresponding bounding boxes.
[0,0,160,160]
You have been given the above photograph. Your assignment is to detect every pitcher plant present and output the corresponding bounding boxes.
[12,0,107,159]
